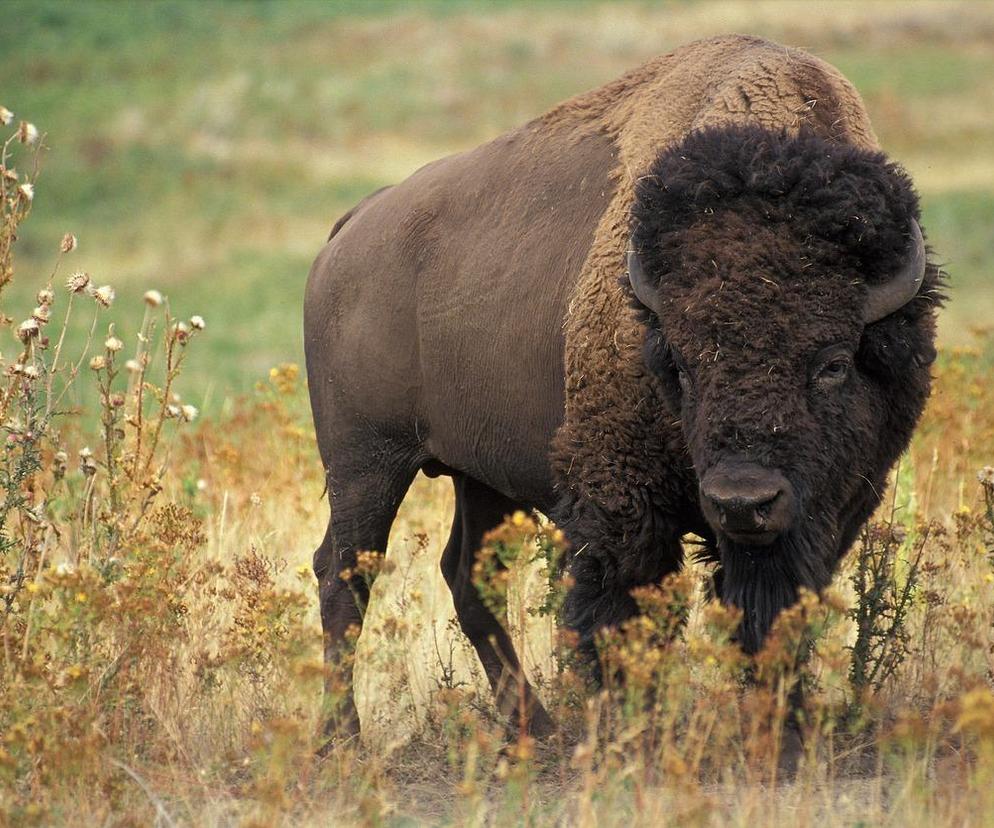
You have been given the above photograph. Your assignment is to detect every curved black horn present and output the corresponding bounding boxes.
[863,219,926,324]
[627,249,661,315]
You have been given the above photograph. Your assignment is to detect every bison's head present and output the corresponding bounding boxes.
[626,125,943,650]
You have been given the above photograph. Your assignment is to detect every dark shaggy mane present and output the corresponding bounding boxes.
[621,124,946,383]
[624,124,945,323]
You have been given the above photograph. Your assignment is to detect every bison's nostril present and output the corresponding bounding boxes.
[711,491,780,533]
[700,463,794,544]
[708,490,780,513]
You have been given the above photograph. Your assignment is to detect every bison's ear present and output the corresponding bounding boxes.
[858,316,937,381]
[627,249,662,316]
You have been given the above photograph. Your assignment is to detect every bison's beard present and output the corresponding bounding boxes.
[719,526,835,655]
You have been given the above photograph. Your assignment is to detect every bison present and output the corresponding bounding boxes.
[304,34,943,738]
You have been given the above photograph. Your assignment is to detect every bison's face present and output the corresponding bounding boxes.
[626,126,941,648]
[640,218,891,551]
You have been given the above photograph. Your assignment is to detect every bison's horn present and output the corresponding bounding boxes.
[627,249,661,315]
[863,219,926,324]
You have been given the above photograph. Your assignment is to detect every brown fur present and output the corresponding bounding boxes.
[304,34,938,738]
[550,34,877,539]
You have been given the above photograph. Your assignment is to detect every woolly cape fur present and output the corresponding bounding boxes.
[550,34,879,512]
[541,35,943,655]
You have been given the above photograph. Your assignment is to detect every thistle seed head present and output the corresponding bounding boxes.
[90,285,115,308]
[16,319,39,342]
[17,121,39,144]
[66,271,91,293]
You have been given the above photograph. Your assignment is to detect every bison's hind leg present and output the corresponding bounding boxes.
[314,448,418,746]
[441,474,554,737]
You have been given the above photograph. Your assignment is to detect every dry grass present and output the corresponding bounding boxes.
[3,3,994,825]
[3,117,994,828]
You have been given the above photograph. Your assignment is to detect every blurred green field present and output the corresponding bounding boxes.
[2,0,993,407]
[4,5,994,823]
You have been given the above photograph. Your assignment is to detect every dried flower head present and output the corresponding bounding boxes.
[91,284,115,308]
[0,106,13,125]
[105,335,123,352]
[125,358,141,373]
[190,315,205,331]
[66,271,91,293]
[144,289,163,307]
[181,404,198,422]
[173,321,190,345]
[16,319,39,342]
[31,305,50,324]
[979,467,994,488]
[54,450,68,479]
[89,355,106,371]
[60,233,78,253]
[18,182,34,201]
[22,364,40,380]
[78,447,97,477]
[36,288,54,306]
[18,121,39,144]
[165,404,181,419]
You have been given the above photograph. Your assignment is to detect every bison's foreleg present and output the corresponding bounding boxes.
[554,491,685,681]
[561,552,639,675]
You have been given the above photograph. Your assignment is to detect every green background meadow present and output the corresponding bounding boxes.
[4,4,994,824]
[2,0,993,409]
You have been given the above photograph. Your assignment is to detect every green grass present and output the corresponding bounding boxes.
[832,46,991,100]
[2,0,992,404]
[924,190,994,350]
[4,4,994,823]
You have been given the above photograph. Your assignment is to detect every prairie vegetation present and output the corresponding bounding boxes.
[2,1,994,825]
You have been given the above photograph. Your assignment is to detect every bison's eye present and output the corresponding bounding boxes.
[812,355,852,388]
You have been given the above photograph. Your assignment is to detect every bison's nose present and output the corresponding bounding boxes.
[700,463,794,545]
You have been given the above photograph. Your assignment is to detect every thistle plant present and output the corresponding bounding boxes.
[979,466,994,562]
[1,110,207,797]
[847,521,929,714]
